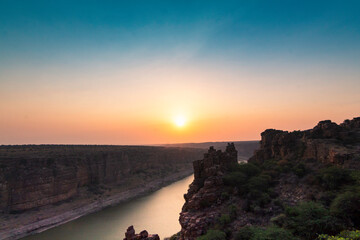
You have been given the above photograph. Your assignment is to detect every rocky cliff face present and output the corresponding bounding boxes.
[180,143,238,239]
[178,117,360,240]
[249,118,360,168]
[0,145,204,213]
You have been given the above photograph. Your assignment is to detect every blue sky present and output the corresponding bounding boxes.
[0,0,359,144]
[1,0,360,67]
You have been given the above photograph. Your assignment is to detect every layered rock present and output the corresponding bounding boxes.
[178,117,360,240]
[0,145,204,213]
[124,225,160,240]
[249,117,360,168]
[180,143,237,239]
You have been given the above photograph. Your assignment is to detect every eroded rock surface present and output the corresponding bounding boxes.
[0,145,204,213]
[124,225,160,240]
[178,117,360,240]
[180,143,238,239]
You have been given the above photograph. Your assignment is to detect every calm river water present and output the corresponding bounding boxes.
[23,175,194,240]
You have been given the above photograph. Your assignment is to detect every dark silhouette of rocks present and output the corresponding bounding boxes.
[180,143,238,239]
[124,225,159,240]
[249,117,360,168]
[178,117,360,240]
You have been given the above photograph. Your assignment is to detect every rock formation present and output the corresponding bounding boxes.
[124,225,160,240]
[249,117,360,168]
[0,145,204,213]
[178,117,360,240]
[180,143,238,239]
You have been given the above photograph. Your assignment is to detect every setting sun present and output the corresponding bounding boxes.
[174,115,187,127]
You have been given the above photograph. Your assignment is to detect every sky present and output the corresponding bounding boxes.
[0,0,359,144]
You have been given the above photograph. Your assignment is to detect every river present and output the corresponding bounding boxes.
[23,175,194,240]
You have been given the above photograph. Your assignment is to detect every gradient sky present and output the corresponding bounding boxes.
[1,0,360,144]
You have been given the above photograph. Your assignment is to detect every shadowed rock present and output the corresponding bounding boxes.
[124,226,159,240]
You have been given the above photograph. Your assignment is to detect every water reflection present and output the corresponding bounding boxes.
[24,175,193,240]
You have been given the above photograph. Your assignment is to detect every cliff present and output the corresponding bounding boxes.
[178,117,360,240]
[0,145,203,213]
[180,143,238,239]
[250,118,360,168]
[0,145,204,239]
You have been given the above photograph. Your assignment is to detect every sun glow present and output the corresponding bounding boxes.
[174,115,186,127]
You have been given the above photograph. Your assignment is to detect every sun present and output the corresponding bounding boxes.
[174,115,186,127]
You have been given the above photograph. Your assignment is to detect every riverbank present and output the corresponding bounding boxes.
[0,170,193,240]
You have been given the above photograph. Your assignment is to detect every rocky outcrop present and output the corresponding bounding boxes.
[180,143,237,239]
[0,145,204,213]
[249,117,360,168]
[178,117,360,240]
[124,226,160,240]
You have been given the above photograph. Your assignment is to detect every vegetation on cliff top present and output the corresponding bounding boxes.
[187,118,360,240]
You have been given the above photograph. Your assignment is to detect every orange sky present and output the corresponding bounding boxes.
[1,1,360,145]
[1,60,359,145]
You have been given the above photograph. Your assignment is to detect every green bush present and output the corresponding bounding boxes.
[350,170,360,185]
[318,191,337,207]
[169,232,181,240]
[247,175,271,192]
[284,201,342,240]
[330,189,360,226]
[235,226,255,240]
[252,227,297,240]
[197,230,226,240]
[292,163,307,177]
[318,230,360,240]
[218,214,231,227]
[236,163,261,178]
[223,172,247,188]
[318,166,352,190]
[235,226,297,240]
[228,204,238,220]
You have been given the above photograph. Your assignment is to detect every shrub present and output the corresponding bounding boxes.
[292,163,307,177]
[197,230,226,240]
[318,230,360,240]
[235,226,297,240]
[284,201,342,240]
[237,163,261,178]
[330,189,360,226]
[223,172,247,188]
[218,214,231,227]
[350,170,360,185]
[252,227,297,240]
[317,191,337,207]
[318,166,352,190]
[247,175,271,192]
[235,226,255,240]
[228,204,238,219]
[169,232,181,240]
[271,213,286,227]
[221,192,230,200]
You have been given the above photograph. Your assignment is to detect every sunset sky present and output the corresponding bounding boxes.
[1,0,359,144]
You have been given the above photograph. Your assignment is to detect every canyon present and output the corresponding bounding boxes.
[0,145,204,239]
[177,117,360,240]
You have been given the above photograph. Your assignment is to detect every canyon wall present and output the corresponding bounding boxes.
[178,117,360,240]
[249,117,360,168]
[0,145,204,213]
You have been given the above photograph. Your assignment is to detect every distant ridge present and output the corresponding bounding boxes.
[156,141,259,161]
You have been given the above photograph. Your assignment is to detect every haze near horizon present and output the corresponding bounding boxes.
[1,0,359,145]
